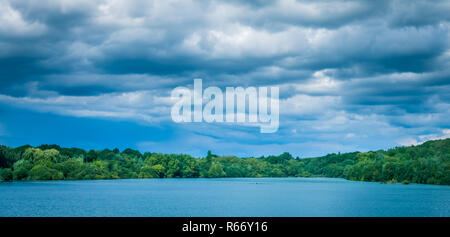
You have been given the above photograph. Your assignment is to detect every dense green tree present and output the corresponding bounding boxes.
[59,158,84,179]
[207,162,226,178]
[86,150,97,163]
[0,138,448,184]
[139,165,157,178]
[151,164,166,178]
[12,159,33,180]
[0,168,13,181]
[29,164,63,180]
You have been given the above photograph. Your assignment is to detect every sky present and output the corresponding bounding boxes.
[0,0,450,157]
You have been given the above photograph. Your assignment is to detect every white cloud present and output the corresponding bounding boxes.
[398,129,450,146]
[181,24,312,59]
[0,0,46,37]
[280,94,341,116]
[0,91,173,123]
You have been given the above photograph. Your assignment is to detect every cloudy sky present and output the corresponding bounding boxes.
[0,0,449,157]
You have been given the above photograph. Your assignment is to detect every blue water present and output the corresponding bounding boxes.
[0,178,449,217]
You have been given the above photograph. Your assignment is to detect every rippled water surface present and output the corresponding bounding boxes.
[0,178,449,216]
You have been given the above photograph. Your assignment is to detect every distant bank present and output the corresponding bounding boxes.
[1,138,449,185]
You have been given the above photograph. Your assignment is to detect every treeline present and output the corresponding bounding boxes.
[0,138,449,185]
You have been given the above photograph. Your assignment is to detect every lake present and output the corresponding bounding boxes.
[0,178,449,217]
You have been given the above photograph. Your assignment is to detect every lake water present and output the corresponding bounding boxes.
[0,178,449,217]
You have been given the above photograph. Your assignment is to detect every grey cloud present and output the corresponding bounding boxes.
[388,0,450,27]
[0,0,449,153]
[1,0,448,91]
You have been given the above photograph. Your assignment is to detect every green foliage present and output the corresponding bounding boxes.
[12,159,33,180]
[0,139,449,185]
[0,168,13,181]
[29,164,63,180]
[207,162,226,178]
[302,139,450,185]
[151,164,165,177]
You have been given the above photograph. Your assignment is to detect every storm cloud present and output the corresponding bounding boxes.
[0,0,449,156]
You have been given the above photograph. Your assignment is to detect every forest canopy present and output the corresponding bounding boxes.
[0,139,449,185]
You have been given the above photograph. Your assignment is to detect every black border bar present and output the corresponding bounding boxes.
[0,217,448,236]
